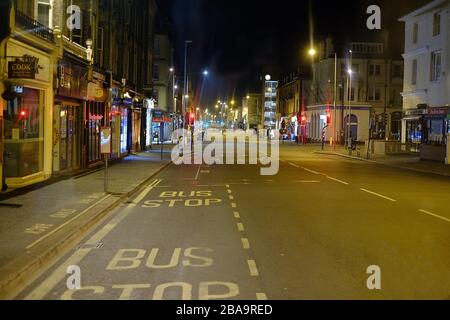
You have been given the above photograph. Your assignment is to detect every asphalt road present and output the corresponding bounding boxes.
[17,143,450,300]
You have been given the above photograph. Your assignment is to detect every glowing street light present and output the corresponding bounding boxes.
[308,48,317,57]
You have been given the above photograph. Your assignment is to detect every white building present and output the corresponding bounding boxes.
[263,77,278,130]
[400,0,450,163]
[306,38,404,144]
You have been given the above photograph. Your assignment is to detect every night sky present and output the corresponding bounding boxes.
[156,0,430,107]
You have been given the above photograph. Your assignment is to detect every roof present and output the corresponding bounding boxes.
[399,0,449,22]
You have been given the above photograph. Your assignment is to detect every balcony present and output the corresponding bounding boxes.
[15,9,54,43]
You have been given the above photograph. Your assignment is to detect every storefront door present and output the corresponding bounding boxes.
[59,105,79,171]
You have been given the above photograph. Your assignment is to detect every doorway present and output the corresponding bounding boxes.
[59,105,80,171]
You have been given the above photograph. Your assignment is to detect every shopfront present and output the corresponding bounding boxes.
[3,87,44,179]
[1,38,54,188]
[53,57,88,173]
[151,110,172,144]
[84,72,106,166]
[421,107,450,162]
[404,107,450,162]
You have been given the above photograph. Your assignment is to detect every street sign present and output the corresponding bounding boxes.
[100,127,112,154]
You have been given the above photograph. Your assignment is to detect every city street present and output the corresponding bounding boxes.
[16,143,450,300]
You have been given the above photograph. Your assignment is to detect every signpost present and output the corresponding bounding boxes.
[101,127,112,193]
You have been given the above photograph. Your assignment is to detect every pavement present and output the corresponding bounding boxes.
[9,140,450,300]
[0,148,171,299]
[312,143,450,177]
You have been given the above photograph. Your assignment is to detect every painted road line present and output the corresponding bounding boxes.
[237,223,245,232]
[256,293,268,300]
[247,260,259,277]
[194,165,202,180]
[302,167,321,175]
[227,189,232,194]
[294,180,320,183]
[231,203,237,208]
[200,170,210,174]
[24,180,162,300]
[229,195,235,200]
[234,212,241,219]
[360,188,397,202]
[133,179,162,204]
[418,209,450,224]
[289,163,300,168]
[241,238,250,250]
[25,194,113,250]
[326,176,349,185]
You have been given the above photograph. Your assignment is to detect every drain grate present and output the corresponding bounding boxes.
[76,242,104,250]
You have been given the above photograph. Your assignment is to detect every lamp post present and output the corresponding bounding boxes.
[347,50,353,153]
[183,40,192,130]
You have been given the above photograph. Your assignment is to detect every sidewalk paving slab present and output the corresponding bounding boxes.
[0,150,171,299]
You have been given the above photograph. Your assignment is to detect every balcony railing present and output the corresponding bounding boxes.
[15,9,54,43]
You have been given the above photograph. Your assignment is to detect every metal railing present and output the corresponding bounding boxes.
[15,9,54,43]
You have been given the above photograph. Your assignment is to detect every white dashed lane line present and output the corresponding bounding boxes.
[326,176,349,185]
[418,209,450,224]
[360,188,397,202]
[241,238,250,250]
[247,260,259,277]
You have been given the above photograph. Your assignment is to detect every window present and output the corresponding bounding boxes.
[431,51,442,81]
[413,23,419,44]
[4,88,44,178]
[433,12,441,36]
[369,64,381,76]
[411,59,417,85]
[153,64,160,81]
[96,27,104,67]
[66,0,83,45]
[154,38,160,56]
[347,87,356,101]
[393,64,402,78]
[37,0,51,27]
[368,88,381,101]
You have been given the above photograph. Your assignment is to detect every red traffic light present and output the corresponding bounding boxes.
[190,113,195,119]
[326,112,331,124]
[19,110,27,119]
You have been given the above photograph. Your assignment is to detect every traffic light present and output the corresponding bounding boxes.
[189,113,195,125]
[301,115,307,125]
[326,112,332,125]
[19,110,27,120]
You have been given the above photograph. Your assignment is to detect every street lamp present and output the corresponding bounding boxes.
[308,48,317,57]
[183,40,193,130]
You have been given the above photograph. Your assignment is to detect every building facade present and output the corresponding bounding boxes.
[1,0,159,190]
[263,76,278,131]
[400,0,450,163]
[277,72,308,141]
[242,93,263,130]
[152,26,175,144]
[305,38,404,144]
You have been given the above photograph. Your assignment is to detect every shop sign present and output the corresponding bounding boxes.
[8,58,37,79]
[58,60,88,99]
[427,107,449,116]
[7,42,50,82]
[100,127,112,154]
[89,113,104,121]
